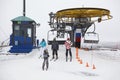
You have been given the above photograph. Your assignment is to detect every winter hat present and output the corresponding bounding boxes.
[44,48,48,52]
[53,38,56,41]
[67,38,70,40]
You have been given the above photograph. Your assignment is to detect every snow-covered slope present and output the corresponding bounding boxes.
[0,45,120,80]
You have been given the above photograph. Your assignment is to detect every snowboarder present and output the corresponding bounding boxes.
[51,38,59,60]
[39,38,47,58]
[64,38,72,62]
[42,49,49,70]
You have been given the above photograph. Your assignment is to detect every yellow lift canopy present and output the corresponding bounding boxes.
[56,8,112,19]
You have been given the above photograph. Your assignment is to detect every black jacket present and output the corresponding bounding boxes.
[51,41,59,50]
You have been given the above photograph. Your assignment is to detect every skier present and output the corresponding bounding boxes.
[39,38,47,58]
[51,38,59,60]
[64,38,72,62]
[42,49,49,71]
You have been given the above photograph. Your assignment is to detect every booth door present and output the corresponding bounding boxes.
[20,27,32,45]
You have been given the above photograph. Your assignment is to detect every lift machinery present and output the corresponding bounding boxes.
[48,7,112,48]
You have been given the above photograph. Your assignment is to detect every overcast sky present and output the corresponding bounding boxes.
[0,0,120,43]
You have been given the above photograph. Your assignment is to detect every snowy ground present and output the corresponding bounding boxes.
[0,45,120,80]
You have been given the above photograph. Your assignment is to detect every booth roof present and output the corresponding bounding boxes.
[11,16,34,21]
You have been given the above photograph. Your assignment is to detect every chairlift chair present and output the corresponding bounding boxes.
[47,30,69,45]
[84,32,99,44]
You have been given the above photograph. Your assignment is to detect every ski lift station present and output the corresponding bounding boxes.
[48,8,112,48]
[1,0,112,53]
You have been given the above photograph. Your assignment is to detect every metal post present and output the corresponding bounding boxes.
[23,0,26,16]
[91,40,93,66]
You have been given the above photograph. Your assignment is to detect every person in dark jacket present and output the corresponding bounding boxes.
[51,38,59,59]
[36,39,39,48]
[42,49,49,71]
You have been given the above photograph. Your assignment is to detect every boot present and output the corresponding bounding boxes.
[70,56,72,62]
[42,61,45,70]
[66,57,68,62]
[56,56,58,60]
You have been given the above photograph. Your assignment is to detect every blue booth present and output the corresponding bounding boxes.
[9,16,36,53]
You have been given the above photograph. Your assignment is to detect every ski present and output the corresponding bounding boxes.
[50,58,58,61]
[38,55,43,59]
[54,58,58,61]
[50,58,54,61]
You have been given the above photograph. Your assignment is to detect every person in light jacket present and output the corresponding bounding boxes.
[64,38,72,62]
[39,38,47,58]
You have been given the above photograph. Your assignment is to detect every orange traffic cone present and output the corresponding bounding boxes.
[77,57,80,61]
[76,48,78,55]
[76,48,78,53]
[86,62,89,67]
[92,64,96,69]
[76,52,78,56]
[78,59,81,62]
[80,59,83,64]
[76,56,79,59]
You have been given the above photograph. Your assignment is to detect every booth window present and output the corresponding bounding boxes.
[14,25,20,36]
[27,28,32,37]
